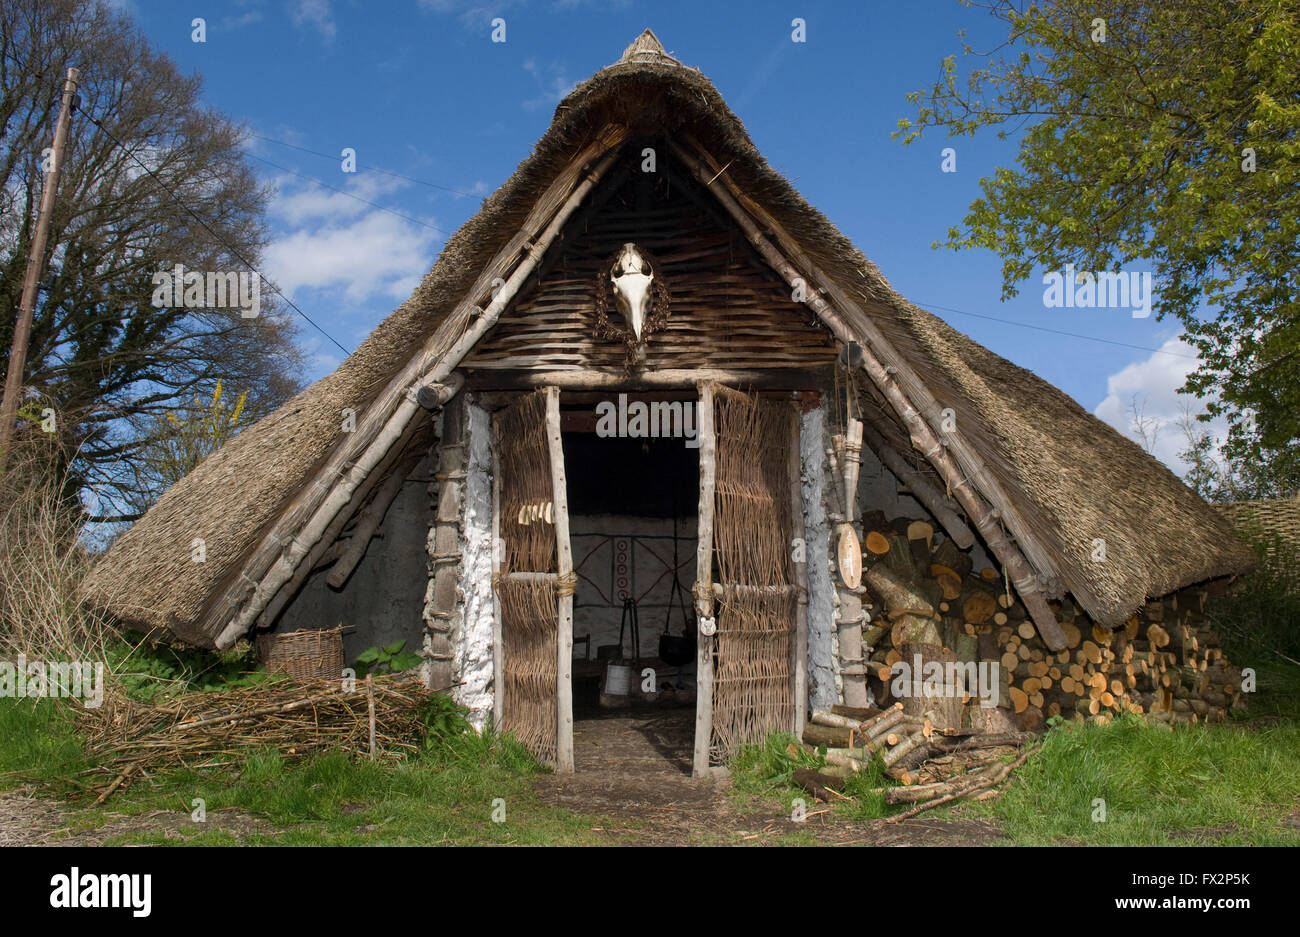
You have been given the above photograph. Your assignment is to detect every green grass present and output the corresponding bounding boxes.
[728,659,1300,845]
[0,695,614,846]
[0,696,92,791]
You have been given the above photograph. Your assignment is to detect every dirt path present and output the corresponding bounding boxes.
[530,706,1006,846]
[0,790,277,846]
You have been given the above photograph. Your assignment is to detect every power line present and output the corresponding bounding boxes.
[83,114,353,356]
[251,132,480,198]
[913,299,1199,359]
[245,151,451,235]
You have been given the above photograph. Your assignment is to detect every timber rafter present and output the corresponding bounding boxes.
[670,138,1069,650]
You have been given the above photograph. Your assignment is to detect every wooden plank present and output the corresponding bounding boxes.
[545,386,575,774]
[789,406,809,738]
[693,381,717,777]
[466,367,832,391]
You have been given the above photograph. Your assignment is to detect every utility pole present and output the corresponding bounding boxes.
[0,66,80,468]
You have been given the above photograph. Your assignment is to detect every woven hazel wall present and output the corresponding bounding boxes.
[495,391,559,765]
[1219,496,1300,559]
[710,388,797,762]
[497,578,559,763]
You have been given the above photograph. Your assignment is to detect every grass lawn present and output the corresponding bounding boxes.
[728,657,1300,846]
[0,696,612,846]
[3,656,1296,846]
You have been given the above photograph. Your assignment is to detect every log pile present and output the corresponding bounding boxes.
[793,703,1038,816]
[854,512,1246,733]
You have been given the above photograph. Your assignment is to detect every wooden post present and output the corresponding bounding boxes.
[490,416,504,731]
[366,674,376,759]
[788,406,809,737]
[544,386,574,773]
[693,382,717,776]
[0,68,79,467]
[423,395,466,690]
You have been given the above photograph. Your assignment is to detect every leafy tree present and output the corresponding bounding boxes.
[0,0,302,520]
[897,0,1299,491]
[120,380,249,517]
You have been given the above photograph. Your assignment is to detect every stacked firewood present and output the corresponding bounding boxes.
[793,703,1038,815]
[855,512,1246,732]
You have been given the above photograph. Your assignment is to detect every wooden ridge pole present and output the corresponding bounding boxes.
[693,381,717,776]
[208,135,625,647]
[544,386,574,773]
[671,143,1067,650]
[1,68,79,466]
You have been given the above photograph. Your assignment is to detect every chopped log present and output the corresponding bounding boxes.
[881,729,926,768]
[793,767,847,801]
[865,563,935,619]
[1008,686,1029,714]
[801,723,859,749]
[864,530,891,556]
[863,706,909,743]
[829,704,883,721]
[824,749,864,772]
[932,568,964,600]
[930,538,974,580]
[962,587,999,625]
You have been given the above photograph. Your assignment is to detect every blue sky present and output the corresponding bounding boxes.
[117,0,1210,473]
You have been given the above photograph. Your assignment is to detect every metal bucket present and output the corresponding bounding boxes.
[603,663,634,696]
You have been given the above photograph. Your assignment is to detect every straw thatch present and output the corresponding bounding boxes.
[82,29,1253,644]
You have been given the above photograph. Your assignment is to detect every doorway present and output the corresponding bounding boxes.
[561,404,699,775]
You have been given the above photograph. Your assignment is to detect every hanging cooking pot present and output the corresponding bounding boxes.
[659,628,696,667]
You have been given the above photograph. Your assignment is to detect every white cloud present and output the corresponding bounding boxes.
[522,58,577,111]
[1093,337,1229,475]
[263,177,440,303]
[222,10,265,30]
[290,0,335,41]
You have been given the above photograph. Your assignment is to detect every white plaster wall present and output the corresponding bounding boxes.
[453,401,495,729]
[801,406,838,710]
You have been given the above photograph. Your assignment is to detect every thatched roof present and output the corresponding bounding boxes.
[83,29,1254,643]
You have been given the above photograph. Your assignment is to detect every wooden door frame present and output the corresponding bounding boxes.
[692,383,810,776]
[544,386,575,773]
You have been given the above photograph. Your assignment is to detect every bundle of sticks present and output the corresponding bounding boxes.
[77,674,435,801]
[857,512,1245,733]
[792,702,1038,816]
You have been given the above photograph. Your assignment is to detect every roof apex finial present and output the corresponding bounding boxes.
[618,28,670,63]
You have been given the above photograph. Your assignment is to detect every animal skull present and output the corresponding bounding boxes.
[609,243,654,341]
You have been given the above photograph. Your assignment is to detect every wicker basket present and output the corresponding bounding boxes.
[256,627,345,681]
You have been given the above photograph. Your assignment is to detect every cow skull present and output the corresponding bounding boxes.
[610,243,654,341]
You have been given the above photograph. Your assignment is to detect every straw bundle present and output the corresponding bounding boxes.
[77,673,434,801]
